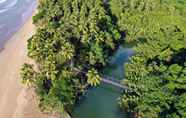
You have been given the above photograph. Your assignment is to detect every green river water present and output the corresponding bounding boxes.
[72,47,133,118]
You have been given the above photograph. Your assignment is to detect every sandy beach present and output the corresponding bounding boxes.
[0,11,57,118]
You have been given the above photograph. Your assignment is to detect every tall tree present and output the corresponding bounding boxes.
[21,0,123,115]
[110,0,186,117]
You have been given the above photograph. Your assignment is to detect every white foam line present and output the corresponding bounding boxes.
[0,0,7,4]
[5,0,17,8]
[0,8,8,14]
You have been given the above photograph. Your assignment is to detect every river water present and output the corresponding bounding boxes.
[0,1,133,117]
[72,84,126,118]
[72,48,133,118]
[0,0,36,48]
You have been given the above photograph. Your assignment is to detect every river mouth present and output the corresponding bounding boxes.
[72,47,133,118]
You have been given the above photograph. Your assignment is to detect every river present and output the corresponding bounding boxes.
[0,0,36,49]
[72,47,133,118]
[0,1,133,117]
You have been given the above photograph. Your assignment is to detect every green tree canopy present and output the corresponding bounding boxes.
[110,0,186,117]
[21,0,123,114]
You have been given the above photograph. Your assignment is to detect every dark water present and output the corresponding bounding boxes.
[0,0,36,48]
[72,83,126,118]
[72,48,133,118]
[103,47,134,79]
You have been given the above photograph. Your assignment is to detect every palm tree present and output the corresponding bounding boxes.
[86,68,102,86]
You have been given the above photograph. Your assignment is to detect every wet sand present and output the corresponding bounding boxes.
[0,11,57,118]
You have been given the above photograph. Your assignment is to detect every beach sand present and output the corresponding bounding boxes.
[0,11,58,118]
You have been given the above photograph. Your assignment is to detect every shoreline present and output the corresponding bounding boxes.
[0,0,37,51]
[0,9,57,118]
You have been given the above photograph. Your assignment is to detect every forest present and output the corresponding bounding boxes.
[21,0,186,118]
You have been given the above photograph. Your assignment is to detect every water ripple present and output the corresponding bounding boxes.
[0,0,36,48]
[0,0,18,14]
[5,0,18,8]
[0,0,7,4]
[0,24,5,29]
[0,8,8,13]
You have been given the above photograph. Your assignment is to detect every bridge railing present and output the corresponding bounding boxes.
[102,75,121,84]
[72,67,127,89]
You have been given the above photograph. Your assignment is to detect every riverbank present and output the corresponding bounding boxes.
[0,10,57,118]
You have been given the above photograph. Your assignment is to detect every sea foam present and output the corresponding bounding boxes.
[4,0,18,8]
[0,0,7,4]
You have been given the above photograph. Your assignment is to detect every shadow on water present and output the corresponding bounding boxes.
[72,83,127,118]
[102,46,134,80]
[72,47,134,118]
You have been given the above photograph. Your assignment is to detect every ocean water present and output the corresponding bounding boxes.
[0,0,36,48]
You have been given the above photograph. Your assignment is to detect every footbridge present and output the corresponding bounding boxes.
[102,76,127,89]
[73,68,127,89]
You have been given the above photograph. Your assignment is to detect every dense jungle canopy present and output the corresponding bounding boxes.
[21,0,123,114]
[110,0,186,118]
[21,0,186,118]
